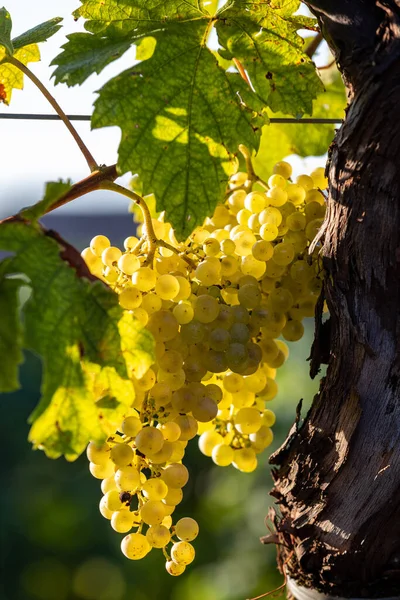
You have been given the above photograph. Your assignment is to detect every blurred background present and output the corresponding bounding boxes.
[0,1,332,599]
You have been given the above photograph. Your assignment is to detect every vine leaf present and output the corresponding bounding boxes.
[216,0,323,117]
[92,21,267,239]
[51,32,132,86]
[51,0,323,239]
[0,218,154,460]
[0,9,62,104]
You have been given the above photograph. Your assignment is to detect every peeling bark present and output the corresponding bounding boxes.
[270,2,400,597]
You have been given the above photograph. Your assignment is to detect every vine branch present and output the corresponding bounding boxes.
[5,55,98,171]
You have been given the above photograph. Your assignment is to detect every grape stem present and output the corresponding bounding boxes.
[100,181,197,269]
[4,55,98,172]
[238,145,269,190]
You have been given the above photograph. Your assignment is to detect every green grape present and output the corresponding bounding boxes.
[155,274,180,300]
[159,421,181,442]
[286,183,306,205]
[259,223,279,241]
[234,407,262,434]
[262,409,276,427]
[147,310,179,342]
[131,266,157,292]
[174,276,192,301]
[241,255,266,279]
[266,187,287,207]
[141,292,163,314]
[101,476,117,494]
[226,342,249,372]
[223,371,244,393]
[87,441,110,465]
[311,167,328,189]
[135,426,164,455]
[173,301,194,325]
[243,370,267,393]
[305,218,324,241]
[211,443,234,467]
[149,441,174,464]
[231,388,255,409]
[81,248,103,276]
[175,517,199,542]
[194,295,220,323]
[211,205,231,227]
[166,561,186,576]
[260,377,278,400]
[102,246,122,267]
[146,525,171,548]
[135,368,156,391]
[272,242,295,266]
[249,426,274,453]
[89,460,114,480]
[203,238,221,257]
[221,238,236,254]
[90,234,111,257]
[205,383,223,404]
[209,327,231,351]
[159,350,183,373]
[169,441,186,462]
[244,191,266,212]
[286,211,306,232]
[268,174,286,189]
[195,258,221,286]
[296,174,314,191]
[163,487,183,506]
[121,415,142,437]
[191,396,218,422]
[104,490,125,512]
[161,463,189,488]
[252,240,273,262]
[198,430,223,457]
[140,500,167,526]
[232,447,257,473]
[232,229,257,256]
[237,284,261,309]
[158,367,186,391]
[118,253,140,275]
[111,510,136,533]
[123,235,139,250]
[121,533,151,560]
[174,415,198,441]
[268,288,294,312]
[99,495,114,520]
[273,161,292,179]
[110,443,134,467]
[171,541,195,565]
[202,349,228,374]
[282,319,304,341]
[115,466,141,492]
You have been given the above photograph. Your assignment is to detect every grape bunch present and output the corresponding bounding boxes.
[81,154,327,574]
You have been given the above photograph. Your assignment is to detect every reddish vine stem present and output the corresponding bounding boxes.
[4,55,98,171]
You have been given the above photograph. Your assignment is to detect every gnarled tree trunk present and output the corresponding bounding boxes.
[269,2,400,597]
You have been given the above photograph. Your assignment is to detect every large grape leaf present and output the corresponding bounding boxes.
[216,0,323,117]
[51,0,323,238]
[92,21,266,238]
[0,9,62,104]
[0,218,154,460]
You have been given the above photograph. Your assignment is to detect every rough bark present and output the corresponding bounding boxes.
[269,2,400,597]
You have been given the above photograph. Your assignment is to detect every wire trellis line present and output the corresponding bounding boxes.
[0,113,343,124]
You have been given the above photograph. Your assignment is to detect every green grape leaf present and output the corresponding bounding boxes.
[216,0,323,116]
[12,16,63,49]
[51,32,131,86]
[0,219,154,460]
[21,180,72,221]
[0,273,24,392]
[92,21,266,239]
[0,7,13,54]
